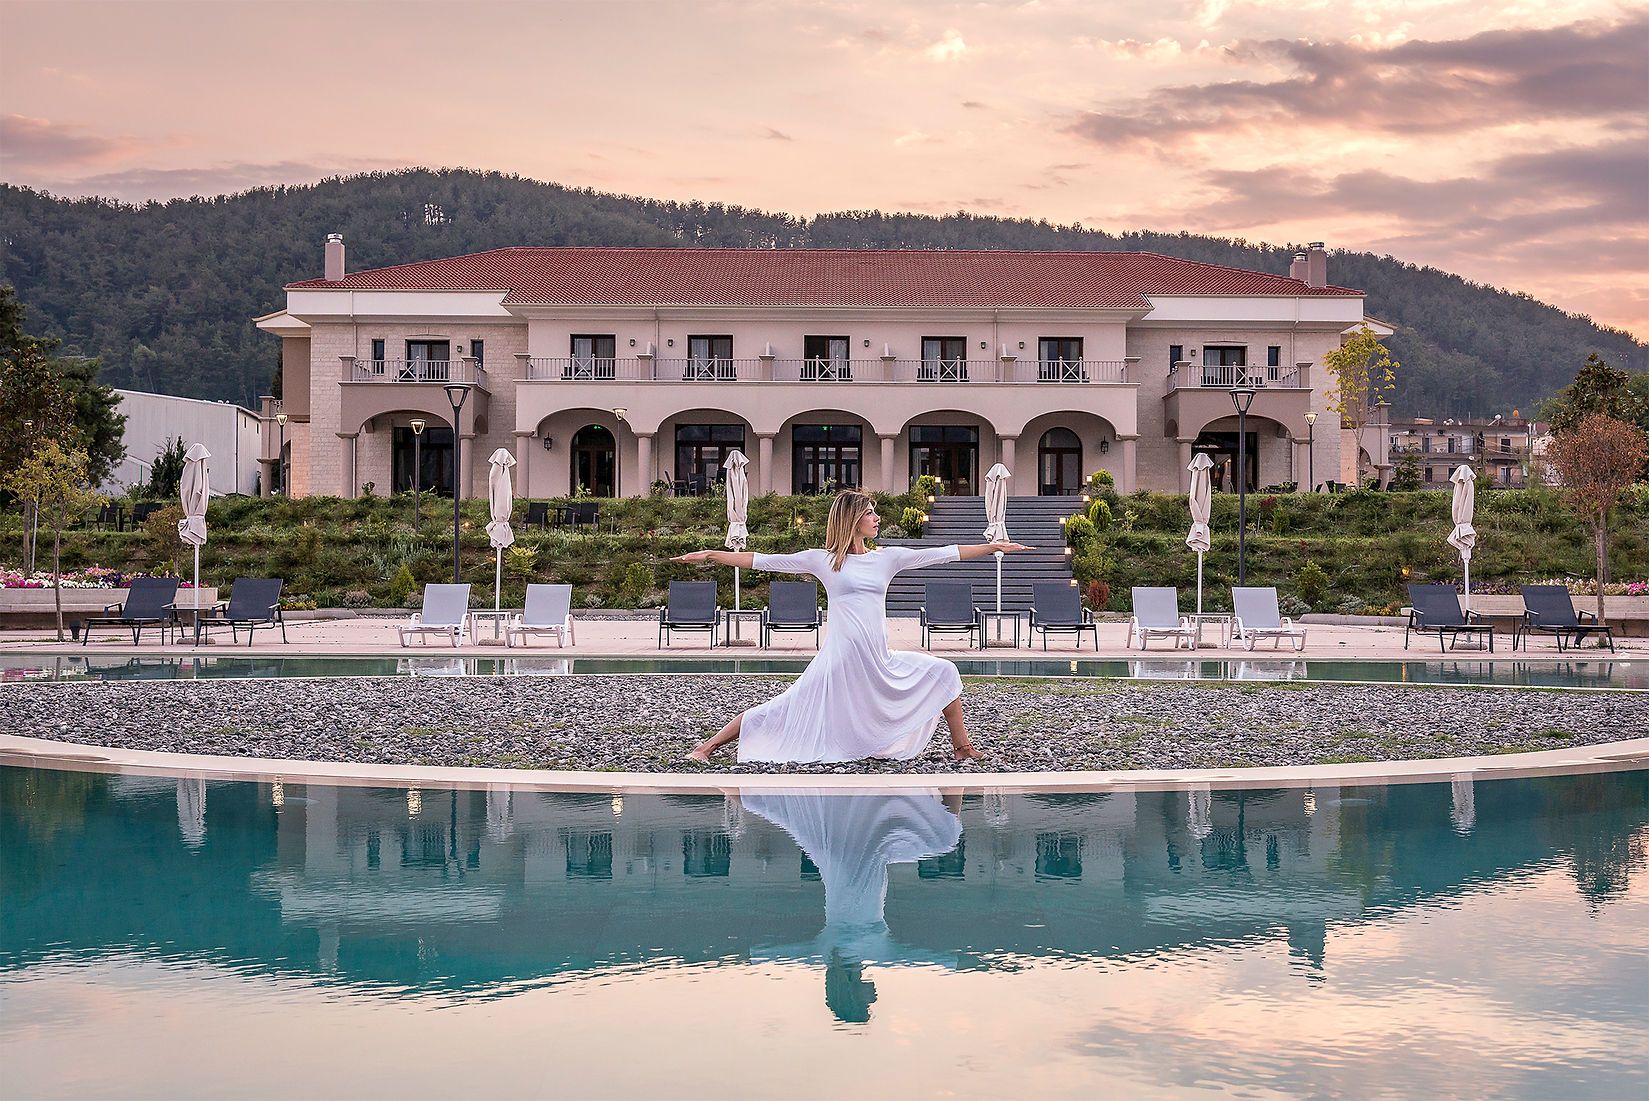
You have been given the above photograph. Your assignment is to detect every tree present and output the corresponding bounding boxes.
[0,442,106,641]
[1324,325,1399,488]
[1546,353,1649,434]
[1389,450,1422,491]
[0,285,127,487]
[141,436,188,500]
[1545,414,1649,628]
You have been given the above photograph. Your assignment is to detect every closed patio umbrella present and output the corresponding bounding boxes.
[723,450,750,611]
[485,448,516,611]
[1186,453,1214,615]
[983,462,1011,616]
[1447,465,1477,610]
[177,443,211,623]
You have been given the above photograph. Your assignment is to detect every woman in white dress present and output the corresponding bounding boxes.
[672,490,1031,764]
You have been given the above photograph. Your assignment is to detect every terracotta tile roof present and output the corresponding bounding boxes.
[288,247,1363,306]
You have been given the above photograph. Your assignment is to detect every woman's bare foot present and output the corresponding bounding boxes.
[952,742,985,762]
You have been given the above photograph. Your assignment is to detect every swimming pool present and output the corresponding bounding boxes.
[4,652,1646,690]
[3,762,1645,1098]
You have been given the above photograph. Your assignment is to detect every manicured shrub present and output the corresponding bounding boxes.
[388,563,417,606]
[1295,560,1330,608]
[900,506,925,537]
[1087,498,1114,530]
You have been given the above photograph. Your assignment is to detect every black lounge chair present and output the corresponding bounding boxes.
[920,582,982,649]
[193,577,287,646]
[1405,584,1494,652]
[80,576,180,645]
[763,581,821,648]
[659,581,718,647]
[130,501,164,526]
[558,501,603,533]
[1028,582,1098,650]
[523,501,552,530]
[1514,585,1615,652]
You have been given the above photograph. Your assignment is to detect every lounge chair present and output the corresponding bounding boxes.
[507,583,576,648]
[1514,585,1615,652]
[398,583,471,647]
[80,576,181,645]
[1127,587,1196,650]
[1232,586,1307,651]
[1405,584,1493,652]
[659,581,718,647]
[919,582,982,649]
[523,501,552,530]
[193,578,287,646]
[763,581,821,648]
[1028,582,1098,650]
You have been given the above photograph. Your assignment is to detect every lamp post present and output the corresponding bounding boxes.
[21,418,37,574]
[274,413,288,495]
[1303,410,1317,493]
[409,419,425,532]
[443,384,472,584]
[1231,386,1256,586]
[612,407,627,498]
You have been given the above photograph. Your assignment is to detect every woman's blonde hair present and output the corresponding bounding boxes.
[823,490,876,571]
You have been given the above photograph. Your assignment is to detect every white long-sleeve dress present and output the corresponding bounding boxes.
[737,544,964,763]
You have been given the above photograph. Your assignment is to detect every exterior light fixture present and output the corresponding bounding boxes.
[613,407,627,422]
[629,338,637,347]
[541,434,553,451]
[1304,410,1318,492]
[274,413,289,496]
[1099,439,1110,454]
[443,384,473,583]
[979,341,988,350]
[1230,385,1257,585]
[409,418,426,532]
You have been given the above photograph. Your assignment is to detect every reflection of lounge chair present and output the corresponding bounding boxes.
[1514,585,1615,652]
[1232,587,1306,651]
[763,581,821,648]
[193,578,286,646]
[1233,660,1308,681]
[398,584,470,647]
[507,584,575,648]
[1127,587,1195,650]
[1405,584,1493,652]
[919,583,981,649]
[1127,660,1201,680]
[1027,583,1098,650]
[659,581,718,647]
[80,577,180,646]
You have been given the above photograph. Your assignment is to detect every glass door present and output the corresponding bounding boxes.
[792,424,862,493]
[405,340,451,382]
[569,335,616,380]
[910,425,978,495]
[687,335,734,381]
[571,424,616,497]
[920,337,968,382]
[802,336,852,381]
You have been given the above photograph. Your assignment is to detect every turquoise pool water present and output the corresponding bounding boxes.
[4,652,1646,689]
[3,764,1645,1098]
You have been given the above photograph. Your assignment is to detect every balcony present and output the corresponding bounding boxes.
[520,357,1131,385]
[1163,360,1312,439]
[346,357,489,388]
[1167,362,1303,390]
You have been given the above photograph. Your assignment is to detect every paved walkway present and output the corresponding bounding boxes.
[0,613,1640,660]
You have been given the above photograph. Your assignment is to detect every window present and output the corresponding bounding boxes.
[1039,338,1084,382]
[920,336,967,381]
[469,339,485,366]
[687,335,734,380]
[1169,344,1183,373]
[1267,346,1281,367]
[404,340,451,381]
[569,334,616,380]
[803,335,851,381]
[370,338,386,363]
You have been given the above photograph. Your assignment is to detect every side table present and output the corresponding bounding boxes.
[980,610,1023,649]
[1187,613,1233,649]
[467,609,515,646]
[721,608,765,647]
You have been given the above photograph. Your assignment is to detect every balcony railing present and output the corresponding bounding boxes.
[521,356,1131,384]
[1168,363,1303,390]
[347,358,488,386]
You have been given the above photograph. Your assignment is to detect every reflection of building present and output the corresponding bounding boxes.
[256,239,1387,500]
[1388,415,1537,488]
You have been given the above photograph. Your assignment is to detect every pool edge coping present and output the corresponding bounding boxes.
[3,732,1645,796]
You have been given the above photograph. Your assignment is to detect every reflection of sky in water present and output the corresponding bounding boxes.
[2,766,1645,1099]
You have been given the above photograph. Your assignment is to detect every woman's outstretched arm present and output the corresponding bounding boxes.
[956,542,1034,561]
[673,550,755,568]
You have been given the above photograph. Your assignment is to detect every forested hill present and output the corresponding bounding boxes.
[1,168,1641,414]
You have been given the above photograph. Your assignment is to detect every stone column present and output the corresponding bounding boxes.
[458,433,478,500]
[1293,439,1312,492]
[337,433,358,499]
[757,434,775,496]
[514,431,535,499]
[1177,439,1194,493]
[880,435,898,494]
[1118,436,1139,494]
[999,436,1017,477]
[636,433,654,495]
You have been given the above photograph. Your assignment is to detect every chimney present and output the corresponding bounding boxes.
[324,233,346,281]
[1289,253,1309,282]
[1304,241,1327,288]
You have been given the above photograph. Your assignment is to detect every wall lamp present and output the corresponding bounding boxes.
[1099,439,1110,454]
[541,435,554,451]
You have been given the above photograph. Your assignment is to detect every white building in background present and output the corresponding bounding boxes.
[107,389,263,496]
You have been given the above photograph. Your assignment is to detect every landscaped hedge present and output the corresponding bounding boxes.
[2,485,1644,612]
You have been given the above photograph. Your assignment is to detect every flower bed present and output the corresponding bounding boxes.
[0,567,197,590]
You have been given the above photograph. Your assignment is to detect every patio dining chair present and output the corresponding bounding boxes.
[507,583,576,648]
[659,581,719,647]
[1232,587,1307,651]
[1028,582,1098,650]
[1405,584,1493,652]
[919,582,982,649]
[193,577,287,646]
[398,583,471,647]
[1127,587,1196,650]
[762,581,821,648]
[79,576,181,646]
[1514,585,1615,652]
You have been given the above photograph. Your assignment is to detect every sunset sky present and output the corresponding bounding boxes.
[2,0,1644,335]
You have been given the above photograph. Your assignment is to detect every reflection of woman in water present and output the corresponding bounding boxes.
[674,491,1030,764]
[739,790,964,1024]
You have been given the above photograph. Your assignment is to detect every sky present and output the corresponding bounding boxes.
[1,0,1645,336]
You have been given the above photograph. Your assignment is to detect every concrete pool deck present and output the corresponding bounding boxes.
[1,614,1642,660]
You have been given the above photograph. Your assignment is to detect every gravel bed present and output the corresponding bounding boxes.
[1,675,1643,775]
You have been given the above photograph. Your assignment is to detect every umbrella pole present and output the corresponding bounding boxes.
[734,566,741,612]
[1196,552,1204,616]
[1462,556,1470,611]
[495,547,502,611]
[995,550,1003,639]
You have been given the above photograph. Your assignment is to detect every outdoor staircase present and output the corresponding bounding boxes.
[880,495,1081,617]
